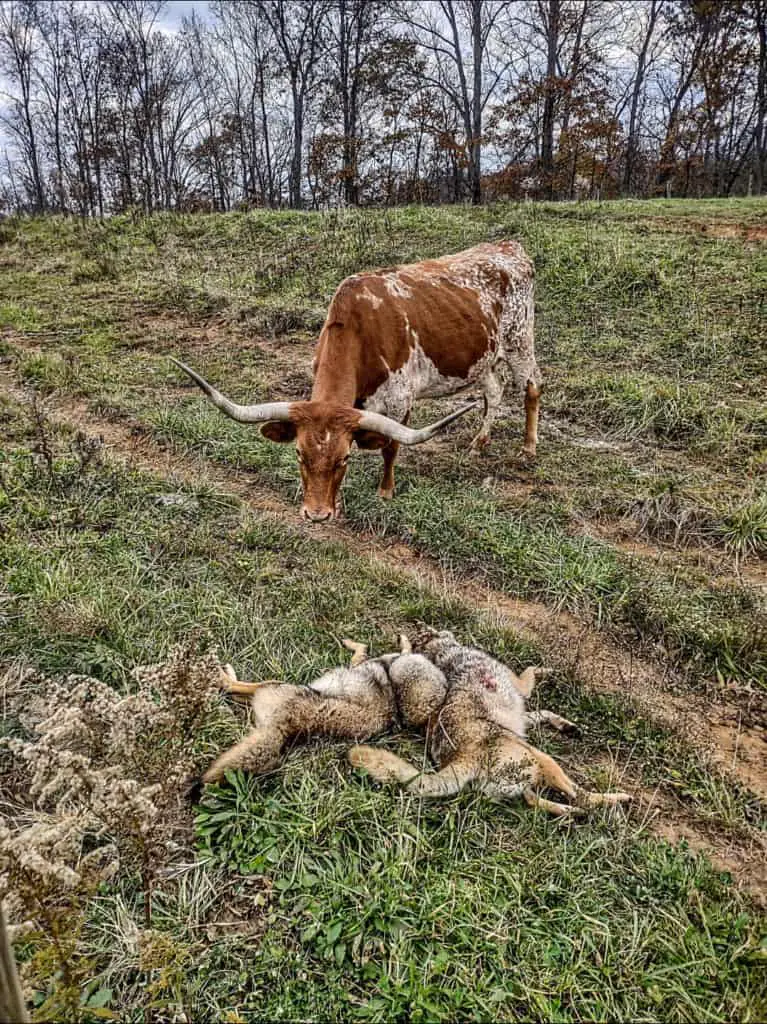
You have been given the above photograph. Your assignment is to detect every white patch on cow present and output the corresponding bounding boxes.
[364,342,482,422]
[384,275,413,300]
[346,241,539,434]
[359,287,383,308]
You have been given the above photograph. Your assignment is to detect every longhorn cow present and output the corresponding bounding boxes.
[172,240,541,522]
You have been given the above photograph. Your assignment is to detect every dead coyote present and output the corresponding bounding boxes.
[349,630,632,817]
[202,638,447,784]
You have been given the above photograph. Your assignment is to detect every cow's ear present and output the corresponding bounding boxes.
[261,421,297,443]
[353,430,387,450]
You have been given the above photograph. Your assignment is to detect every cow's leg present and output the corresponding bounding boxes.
[523,380,542,456]
[379,411,408,498]
[470,366,503,450]
[379,439,400,499]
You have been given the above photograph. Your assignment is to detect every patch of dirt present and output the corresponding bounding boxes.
[643,787,767,906]
[2,364,764,809]
[640,217,767,243]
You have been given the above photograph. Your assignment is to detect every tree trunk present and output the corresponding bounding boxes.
[541,0,560,197]
[470,0,482,204]
[755,0,767,193]
[290,78,303,208]
[624,0,660,194]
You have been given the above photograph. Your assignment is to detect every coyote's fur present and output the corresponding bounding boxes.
[202,638,447,784]
[349,630,632,816]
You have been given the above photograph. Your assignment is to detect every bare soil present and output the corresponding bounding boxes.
[644,217,767,243]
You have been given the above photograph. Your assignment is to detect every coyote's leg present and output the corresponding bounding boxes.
[203,728,284,783]
[525,709,578,733]
[514,666,537,698]
[479,774,585,816]
[342,638,369,667]
[226,680,281,697]
[513,665,550,698]
[530,749,631,809]
[218,666,281,698]
[204,688,392,785]
[523,789,586,816]
[349,746,477,797]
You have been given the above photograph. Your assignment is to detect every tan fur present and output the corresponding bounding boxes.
[203,639,448,785]
[349,630,631,816]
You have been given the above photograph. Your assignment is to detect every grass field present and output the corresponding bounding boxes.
[1,199,766,1021]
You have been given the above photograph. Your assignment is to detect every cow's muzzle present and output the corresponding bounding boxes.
[301,505,334,523]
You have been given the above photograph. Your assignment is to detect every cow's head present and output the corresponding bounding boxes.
[171,359,478,522]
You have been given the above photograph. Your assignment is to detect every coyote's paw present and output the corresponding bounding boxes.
[582,790,633,809]
[183,775,204,805]
[348,745,418,785]
[549,712,580,735]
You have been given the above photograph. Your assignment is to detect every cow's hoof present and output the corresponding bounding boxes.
[378,486,394,500]
[519,445,537,460]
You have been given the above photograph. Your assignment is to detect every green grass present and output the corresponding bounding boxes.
[2,201,767,1020]
[1,404,765,1022]
[1,202,764,693]
[145,402,765,688]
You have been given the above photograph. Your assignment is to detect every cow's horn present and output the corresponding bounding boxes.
[171,358,293,423]
[356,400,480,445]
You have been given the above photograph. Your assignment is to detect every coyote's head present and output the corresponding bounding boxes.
[408,627,458,656]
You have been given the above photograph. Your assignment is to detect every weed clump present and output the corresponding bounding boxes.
[0,640,231,1021]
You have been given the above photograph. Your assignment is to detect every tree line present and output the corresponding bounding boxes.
[1,0,765,214]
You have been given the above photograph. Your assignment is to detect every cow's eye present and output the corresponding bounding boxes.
[337,455,350,469]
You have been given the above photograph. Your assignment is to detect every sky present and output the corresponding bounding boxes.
[158,0,212,31]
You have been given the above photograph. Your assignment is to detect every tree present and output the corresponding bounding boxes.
[754,0,767,192]
[398,0,513,204]
[0,0,46,210]
[623,0,663,193]
[262,0,329,208]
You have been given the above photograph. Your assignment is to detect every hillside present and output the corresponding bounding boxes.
[1,199,766,1021]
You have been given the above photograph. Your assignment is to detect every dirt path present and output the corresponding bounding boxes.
[630,217,767,243]
[9,325,766,593]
